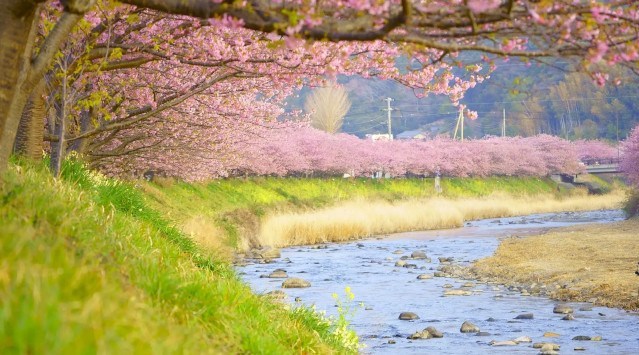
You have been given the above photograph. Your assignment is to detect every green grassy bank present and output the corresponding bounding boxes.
[0,160,357,354]
[140,173,618,251]
[0,159,619,353]
[141,174,578,249]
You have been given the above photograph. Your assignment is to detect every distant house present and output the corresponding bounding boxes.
[395,130,427,140]
[365,133,392,141]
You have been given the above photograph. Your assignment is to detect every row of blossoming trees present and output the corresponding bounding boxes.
[99,120,631,181]
[1,0,638,184]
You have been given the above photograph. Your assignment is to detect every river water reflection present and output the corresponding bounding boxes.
[238,210,639,354]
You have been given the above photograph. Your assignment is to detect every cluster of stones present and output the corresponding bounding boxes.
[395,289,603,353]
[250,244,606,353]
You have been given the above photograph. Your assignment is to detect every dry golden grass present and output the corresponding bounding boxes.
[472,219,639,310]
[259,199,464,246]
[258,191,625,247]
[181,215,234,261]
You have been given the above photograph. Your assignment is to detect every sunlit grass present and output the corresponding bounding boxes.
[0,159,355,353]
[140,176,566,249]
[2,156,626,352]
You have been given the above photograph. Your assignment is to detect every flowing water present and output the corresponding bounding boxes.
[238,210,639,354]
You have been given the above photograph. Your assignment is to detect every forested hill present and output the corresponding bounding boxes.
[287,61,639,141]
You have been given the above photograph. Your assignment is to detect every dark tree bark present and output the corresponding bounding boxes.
[49,93,66,177]
[0,1,86,176]
[0,1,41,172]
[14,79,46,160]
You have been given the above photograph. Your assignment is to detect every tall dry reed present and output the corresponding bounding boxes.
[258,191,625,247]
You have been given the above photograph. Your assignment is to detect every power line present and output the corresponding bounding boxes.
[343,123,386,134]
[384,94,639,108]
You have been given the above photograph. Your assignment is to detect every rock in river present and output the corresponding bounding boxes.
[490,340,518,346]
[408,326,443,340]
[572,335,591,341]
[443,289,472,296]
[553,304,573,314]
[533,343,560,350]
[514,313,534,320]
[399,312,420,320]
[513,336,532,343]
[460,321,480,333]
[255,246,281,259]
[411,251,428,259]
[268,269,288,278]
[282,277,311,288]
[425,326,443,338]
[407,330,432,340]
[562,314,575,321]
[417,274,433,280]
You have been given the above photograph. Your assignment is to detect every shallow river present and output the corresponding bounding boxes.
[238,210,639,354]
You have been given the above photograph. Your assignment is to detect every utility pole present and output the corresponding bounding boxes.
[461,108,464,142]
[502,108,506,137]
[383,97,394,140]
[453,107,465,141]
[616,114,620,162]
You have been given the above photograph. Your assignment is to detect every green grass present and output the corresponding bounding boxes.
[140,177,567,248]
[0,157,597,353]
[0,159,356,354]
[139,175,564,249]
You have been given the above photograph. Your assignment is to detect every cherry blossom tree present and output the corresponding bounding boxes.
[573,139,620,163]
[621,124,639,187]
[140,123,582,182]
[2,0,639,175]
[37,3,490,177]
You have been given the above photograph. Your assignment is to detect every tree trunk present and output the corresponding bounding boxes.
[0,2,40,175]
[13,79,46,160]
[0,2,84,176]
[50,98,66,178]
[50,66,70,178]
[70,84,95,155]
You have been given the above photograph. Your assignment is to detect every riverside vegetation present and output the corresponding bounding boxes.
[0,158,627,352]
[140,172,623,251]
[0,159,358,353]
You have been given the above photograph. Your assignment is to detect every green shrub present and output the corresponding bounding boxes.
[623,189,639,218]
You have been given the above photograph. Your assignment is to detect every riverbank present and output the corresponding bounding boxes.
[0,160,356,353]
[471,219,639,310]
[0,158,627,352]
[139,174,623,252]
